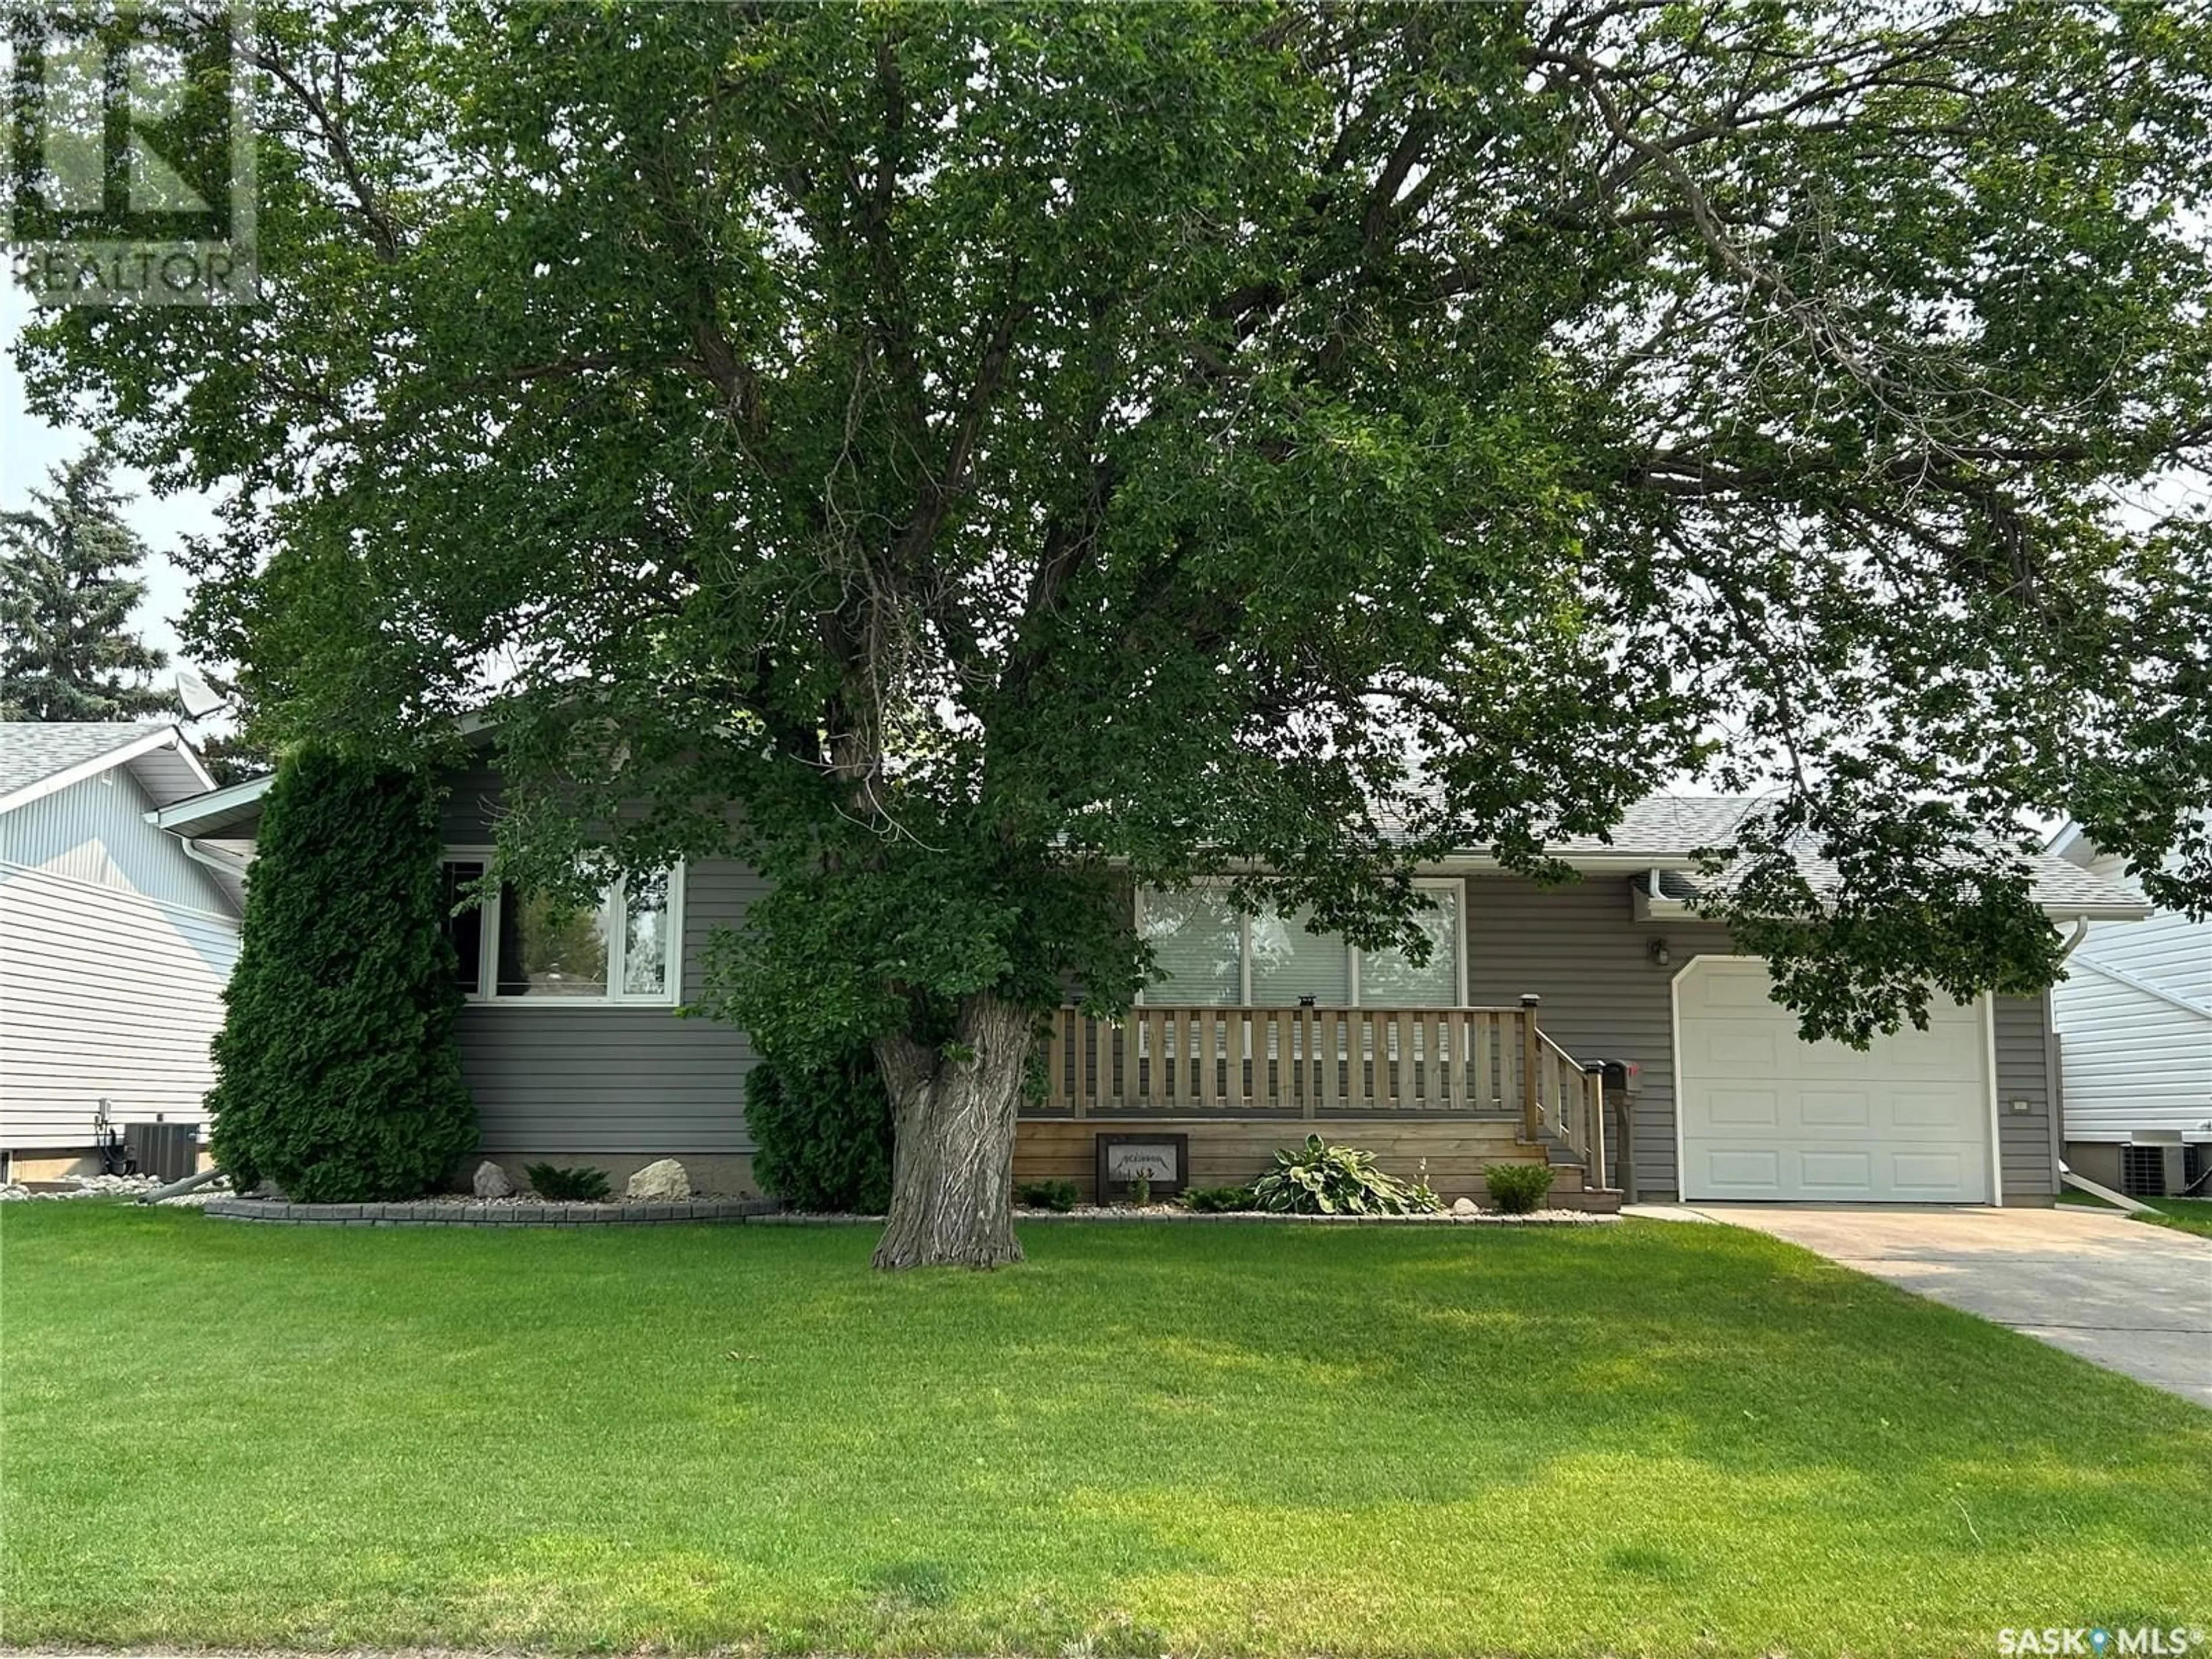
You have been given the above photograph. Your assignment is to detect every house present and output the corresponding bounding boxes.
[2047,819,2210,1197]
[152,744,2149,1208]
[0,723,243,1181]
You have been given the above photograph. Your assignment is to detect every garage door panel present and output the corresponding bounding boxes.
[1702,1149,1783,1192]
[1677,959,1992,1204]
[1796,1151,1875,1195]
[1688,970,1786,1011]
[1799,1089,1872,1128]
[1891,1152,1968,1194]
[1706,1088,1781,1127]
[1704,1027,1781,1069]
[1888,1088,1982,1131]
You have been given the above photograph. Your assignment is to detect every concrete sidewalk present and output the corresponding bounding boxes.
[1630,1202,2212,1407]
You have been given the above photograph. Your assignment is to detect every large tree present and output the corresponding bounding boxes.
[19,2,2212,1266]
[0,443,171,721]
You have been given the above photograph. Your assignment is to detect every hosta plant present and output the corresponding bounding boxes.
[1252,1136,1441,1217]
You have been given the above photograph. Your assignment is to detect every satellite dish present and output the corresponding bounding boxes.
[175,666,231,721]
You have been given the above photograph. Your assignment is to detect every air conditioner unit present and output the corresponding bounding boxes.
[1630,869,1701,921]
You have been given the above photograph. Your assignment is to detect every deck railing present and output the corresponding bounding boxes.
[1038,1003,1608,1185]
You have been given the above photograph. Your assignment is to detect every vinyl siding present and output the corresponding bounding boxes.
[2048,852,2211,1141]
[1461,874,2059,1202]
[1994,993,2059,1200]
[1463,874,1734,1202]
[0,770,240,1150]
[434,763,764,1156]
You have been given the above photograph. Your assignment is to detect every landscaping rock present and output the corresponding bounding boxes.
[1452,1196,1479,1218]
[472,1160,515,1199]
[627,1158,691,1200]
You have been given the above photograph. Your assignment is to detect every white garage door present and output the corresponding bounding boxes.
[1676,958,1994,1203]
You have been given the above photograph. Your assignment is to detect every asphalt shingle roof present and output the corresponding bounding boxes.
[0,722,165,802]
[1540,791,2146,915]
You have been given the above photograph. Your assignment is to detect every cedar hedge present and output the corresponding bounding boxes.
[208,745,476,1201]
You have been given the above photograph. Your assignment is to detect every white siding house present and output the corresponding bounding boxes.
[2048,823,2212,1194]
[0,724,241,1176]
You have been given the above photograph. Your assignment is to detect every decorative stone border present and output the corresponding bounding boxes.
[203,1197,783,1226]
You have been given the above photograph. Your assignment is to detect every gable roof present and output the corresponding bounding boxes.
[0,722,215,817]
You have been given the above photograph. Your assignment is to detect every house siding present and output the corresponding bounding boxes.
[1460,874,2060,1203]
[1461,874,1733,1202]
[2049,849,2211,1143]
[0,769,240,1151]
[1994,992,2059,1201]
[435,764,764,1157]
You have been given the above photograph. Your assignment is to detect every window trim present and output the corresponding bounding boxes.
[1134,877,1467,1008]
[441,847,685,1007]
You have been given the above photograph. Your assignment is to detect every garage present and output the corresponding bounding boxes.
[1674,956,1997,1203]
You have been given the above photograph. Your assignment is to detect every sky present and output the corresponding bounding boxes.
[2,282,222,675]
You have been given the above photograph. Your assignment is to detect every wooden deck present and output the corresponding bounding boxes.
[1013,1116,1602,1206]
[1031,1002,1613,1197]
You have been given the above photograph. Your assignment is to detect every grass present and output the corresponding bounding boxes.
[2058,1186,2212,1238]
[3,1205,2208,1658]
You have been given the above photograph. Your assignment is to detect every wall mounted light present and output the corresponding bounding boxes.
[1647,937,1672,968]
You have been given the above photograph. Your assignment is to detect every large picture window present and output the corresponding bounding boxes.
[441,854,682,1005]
[1136,881,1460,1007]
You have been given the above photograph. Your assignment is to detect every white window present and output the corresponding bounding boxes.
[1136,881,1461,1007]
[441,853,683,1005]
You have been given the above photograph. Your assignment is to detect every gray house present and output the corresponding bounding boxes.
[153,762,2146,1207]
[1,723,241,1181]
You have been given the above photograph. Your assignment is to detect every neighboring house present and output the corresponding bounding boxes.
[2047,819,2211,1197]
[154,745,2148,1208]
[0,723,243,1181]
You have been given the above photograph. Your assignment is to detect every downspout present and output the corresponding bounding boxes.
[138,1165,226,1204]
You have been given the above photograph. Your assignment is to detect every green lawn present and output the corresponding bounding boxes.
[3,1206,2207,1658]
[2058,1187,2212,1238]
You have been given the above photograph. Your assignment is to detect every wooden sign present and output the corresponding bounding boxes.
[1096,1132,1188,1198]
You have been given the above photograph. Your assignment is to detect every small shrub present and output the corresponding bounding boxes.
[744,1049,893,1212]
[1126,1172,1153,1206]
[1483,1162,1558,1214]
[1251,1135,1440,1216]
[1183,1184,1257,1213]
[1016,1179,1079,1211]
[527,1162,611,1202]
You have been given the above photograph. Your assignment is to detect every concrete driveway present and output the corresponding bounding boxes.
[1656,1203,2212,1407]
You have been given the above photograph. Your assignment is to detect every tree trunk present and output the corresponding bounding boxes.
[871,992,1032,1270]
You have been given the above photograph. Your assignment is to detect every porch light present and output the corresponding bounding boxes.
[1647,937,1672,968]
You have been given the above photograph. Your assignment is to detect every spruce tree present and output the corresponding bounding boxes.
[208,744,478,1201]
[0,443,171,722]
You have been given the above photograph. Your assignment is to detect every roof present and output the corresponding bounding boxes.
[1523,793,2149,921]
[0,722,216,817]
[147,769,275,838]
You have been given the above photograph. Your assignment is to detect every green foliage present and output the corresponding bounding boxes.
[1124,1173,1153,1207]
[525,1164,611,1202]
[1183,1184,1257,1214]
[743,1051,894,1213]
[23,1,2212,1076]
[1014,1179,1078,1213]
[1483,1163,1558,1215]
[1252,1136,1440,1217]
[0,442,170,721]
[207,745,476,1202]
